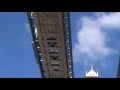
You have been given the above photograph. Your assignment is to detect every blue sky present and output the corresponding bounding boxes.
[0,12,119,78]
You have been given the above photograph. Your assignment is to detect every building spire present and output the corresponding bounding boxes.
[91,64,93,70]
[85,64,99,78]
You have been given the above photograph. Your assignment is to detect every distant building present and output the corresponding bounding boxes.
[85,65,99,78]
[117,56,120,78]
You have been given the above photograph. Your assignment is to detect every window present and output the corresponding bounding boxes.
[31,12,33,16]
[41,61,44,66]
[36,42,40,48]
[32,18,36,27]
[43,72,46,77]
[69,67,72,72]
[69,72,72,77]
[67,55,71,60]
[66,42,70,48]
[63,12,68,17]
[35,27,38,38]
[68,61,71,66]
[63,26,69,34]
[66,49,70,54]
[41,65,45,72]
[66,35,69,41]
[63,18,68,25]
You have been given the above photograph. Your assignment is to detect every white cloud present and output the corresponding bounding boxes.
[73,12,120,67]
[98,12,120,29]
[24,23,30,32]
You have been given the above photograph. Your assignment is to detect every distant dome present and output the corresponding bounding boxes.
[85,65,99,77]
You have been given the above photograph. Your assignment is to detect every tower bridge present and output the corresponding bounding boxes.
[27,12,74,78]
[26,12,120,78]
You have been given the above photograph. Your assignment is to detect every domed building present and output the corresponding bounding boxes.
[85,65,100,78]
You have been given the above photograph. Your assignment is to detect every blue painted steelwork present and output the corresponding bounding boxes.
[27,12,46,78]
[62,12,74,78]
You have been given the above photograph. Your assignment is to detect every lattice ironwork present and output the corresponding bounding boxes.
[27,12,74,78]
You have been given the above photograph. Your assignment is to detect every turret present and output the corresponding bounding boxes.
[85,64,99,78]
